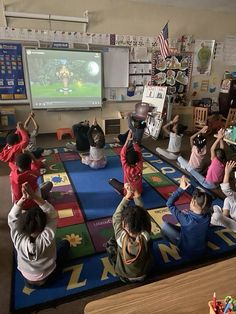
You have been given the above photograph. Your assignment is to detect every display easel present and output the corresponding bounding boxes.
[142,85,169,139]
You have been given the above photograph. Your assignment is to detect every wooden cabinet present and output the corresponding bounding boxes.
[102,118,120,135]
[0,107,16,131]
[0,107,16,145]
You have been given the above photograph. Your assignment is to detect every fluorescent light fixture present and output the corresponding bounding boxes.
[5,11,88,24]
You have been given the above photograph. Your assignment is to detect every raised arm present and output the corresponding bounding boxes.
[15,122,29,150]
[220,160,236,198]
[210,128,224,161]
[10,183,57,251]
[120,130,133,167]
[162,115,179,137]
[87,125,95,146]
[112,189,133,240]
[30,112,39,135]
[23,112,32,129]
[127,112,136,133]
[190,126,208,147]
[166,176,191,225]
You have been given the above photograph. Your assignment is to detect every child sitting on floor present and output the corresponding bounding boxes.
[81,118,107,169]
[66,120,90,152]
[8,183,70,288]
[211,160,236,232]
[24,112,51,158]
[177,126,208,172]
[156,115,187,160]
[188,128,226,190]
[0,121,29,171]
[109,130,143,196]
[10,152,53,209]
[162,176,213,259]
[106,185,152,282]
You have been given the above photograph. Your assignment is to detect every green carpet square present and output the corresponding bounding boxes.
[56,223,95,259]
[46,162,65,174]
[144,172,174,187]
[104,147,117,157]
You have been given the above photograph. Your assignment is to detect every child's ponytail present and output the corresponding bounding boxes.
[192,189,213,215]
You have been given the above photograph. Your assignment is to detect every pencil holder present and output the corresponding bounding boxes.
[208,301,236,314]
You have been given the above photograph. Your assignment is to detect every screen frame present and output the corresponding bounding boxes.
[24,47,103,110]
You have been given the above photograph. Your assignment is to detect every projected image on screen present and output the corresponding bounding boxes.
[25,49,102,109]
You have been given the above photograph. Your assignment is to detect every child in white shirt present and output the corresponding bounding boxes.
[81,118,107,169]
[24,112,51,158]
[156,115,187,160]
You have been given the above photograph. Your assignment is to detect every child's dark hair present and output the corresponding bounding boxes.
[176,124,188,136]
[193,134,207,153]
[215,148,226,163]
[121,205,151,235]
[126,150,139,166]
[6,133,19,146]
[19,207,47,236]
[93,133,105,149]
[192,189,213,215]
[133,119,147,129]
[16,153,32,171]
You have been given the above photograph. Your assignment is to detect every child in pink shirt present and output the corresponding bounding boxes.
[188,129,226,190]
[177,126,208,172]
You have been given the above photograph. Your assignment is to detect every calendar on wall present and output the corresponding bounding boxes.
[151,52,193,95]
[0,43,27,100]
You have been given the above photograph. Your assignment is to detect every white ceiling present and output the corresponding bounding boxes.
[129,0,236,14]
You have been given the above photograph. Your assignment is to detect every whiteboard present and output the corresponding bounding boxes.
[103,47,129,87]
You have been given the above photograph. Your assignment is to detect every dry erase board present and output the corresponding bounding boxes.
[103,47,129,88]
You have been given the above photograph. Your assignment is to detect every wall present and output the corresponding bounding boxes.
[1,0,236,133]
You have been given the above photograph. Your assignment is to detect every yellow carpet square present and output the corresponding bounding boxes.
[148,207,180,227]
[143,162,159,174]
[43,172,70,187]
[58,209,74,219]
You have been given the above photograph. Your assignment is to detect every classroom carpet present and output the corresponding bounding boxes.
[11,144,236,313]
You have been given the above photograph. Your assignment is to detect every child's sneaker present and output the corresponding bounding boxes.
[41,149,52,157]
[66,142,76,151]
[40,168,47,175]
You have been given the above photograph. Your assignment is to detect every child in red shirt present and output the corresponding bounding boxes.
[10,153,53,209]
[109,131,143,197]
[0,122,29,171]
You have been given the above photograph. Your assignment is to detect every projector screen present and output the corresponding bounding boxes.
[25,48,102,109]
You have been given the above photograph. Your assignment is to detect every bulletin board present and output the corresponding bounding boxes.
[151,52,193,95]
[0,43,27,100]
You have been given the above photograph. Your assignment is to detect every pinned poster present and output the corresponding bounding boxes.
[200,80,209,92]
[142,85,167,112]
[0,43,27,100]
[192,40,215,76]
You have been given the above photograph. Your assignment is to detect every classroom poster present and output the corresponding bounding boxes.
[142,85,167,112]
[151,52,192,95]
[0,43,27,100]
[192,40,215,76]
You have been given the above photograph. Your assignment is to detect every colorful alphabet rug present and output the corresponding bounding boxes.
[12,144,236,313]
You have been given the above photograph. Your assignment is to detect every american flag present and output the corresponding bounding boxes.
[158,23,170,59]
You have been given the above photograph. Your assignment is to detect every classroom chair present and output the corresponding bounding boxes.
[222,108,236,128]
[56,128,74,140]
[193,107,208,131]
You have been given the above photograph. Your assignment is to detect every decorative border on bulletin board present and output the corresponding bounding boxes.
[151,52,193,95]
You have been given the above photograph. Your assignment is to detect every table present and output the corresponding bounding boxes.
[84,257,236,314]
[214,134,236,146]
